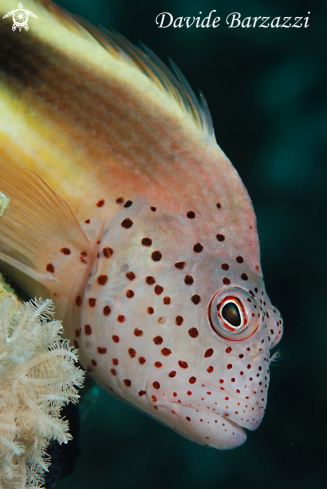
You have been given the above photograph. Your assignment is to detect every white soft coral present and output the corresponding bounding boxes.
[0,292,84,489]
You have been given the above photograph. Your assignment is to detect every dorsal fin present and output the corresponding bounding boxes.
[38,0,215,141]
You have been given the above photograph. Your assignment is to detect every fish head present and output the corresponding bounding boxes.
[77,198,283,450]
[142,267,283,450]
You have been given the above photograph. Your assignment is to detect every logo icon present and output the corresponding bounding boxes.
[3,3,38,32]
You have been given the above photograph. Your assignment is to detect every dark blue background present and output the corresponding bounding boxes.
[48,1,327,488]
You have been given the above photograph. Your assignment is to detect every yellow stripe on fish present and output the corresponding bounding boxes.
[0,0,283,450]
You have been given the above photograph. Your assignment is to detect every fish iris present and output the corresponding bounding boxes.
[221,302,241,327]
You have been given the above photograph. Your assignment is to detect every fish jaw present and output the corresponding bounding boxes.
[145,369,248,449]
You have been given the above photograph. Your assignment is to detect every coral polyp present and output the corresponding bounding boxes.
[0,292,84,489]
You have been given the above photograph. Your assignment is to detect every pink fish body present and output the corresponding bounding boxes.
[0,0,283,450]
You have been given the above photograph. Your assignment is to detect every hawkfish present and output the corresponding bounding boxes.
[0,0,283,450]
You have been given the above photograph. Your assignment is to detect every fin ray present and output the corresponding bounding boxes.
[0,163,89,275]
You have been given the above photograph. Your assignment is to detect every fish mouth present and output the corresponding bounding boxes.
[146,370,250,449]
[155,398,247,450]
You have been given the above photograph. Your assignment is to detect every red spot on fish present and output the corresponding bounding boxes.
[178,360,188,369]
[153,336,163,345]
[169,371,176,378]
[236,256,244,263]
[91,359,97,367]
[139,390,146,396]
[175,262,185,269]
[227,364,233,369]
[97,347,107,354]
[97,275,108,285]
[103,306,111,316]
[155,361,162,368]
[128,348,136,358]
[75,296,82,306]
[204,348,213,358]
[221,263,229,270]
[216,203,221,209]
[161,348,171,356]
[126,271,135,280]
[226,347,232,353]
[46,263,54,273]
[84,325,92,335]
[155,285,164,295]
[103,247,114,258]
[75,328,81,338]
[110,369,116,376]
[139,357,146,364]
[117,315,125,323]
[116,197,124,204]
[216,234,225,242]
[112,359,119,365]
[207,366,214,373]
[151,206,156,212]
[134,328,143,337]
[142,237,152,246]
[121,218,133,229]
[184,275,194,285]
[223,278,230,285]
[84,219,90,224]
[146,276,156,285]
[189,377,196,384]
[126,290,134,298]
[191,295,201,305]
[175,316,183,326]
[147,307,154,314]
[60,247,71,255]
[96,200,105,207]
[241,273,248,281]
[112,335,120,343]
[187,211,195,219]
[124,379,131,387]
[163,296,171,305]
[193,243,203,253]
[124,200,132,208]
[153,382,160,389]
[186,417,191,422]
[152,251,162,261]
[88,298,96,307]
[188,328,198,338]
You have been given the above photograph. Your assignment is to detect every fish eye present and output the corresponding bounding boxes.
[221,301,242,328]
[209,288,260,341]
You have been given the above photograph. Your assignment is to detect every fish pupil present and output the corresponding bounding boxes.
[221,302,241,327]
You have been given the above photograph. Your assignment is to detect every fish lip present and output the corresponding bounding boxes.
[175,400,246,433]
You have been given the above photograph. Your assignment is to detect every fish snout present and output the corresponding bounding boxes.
[266,305,283,348]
